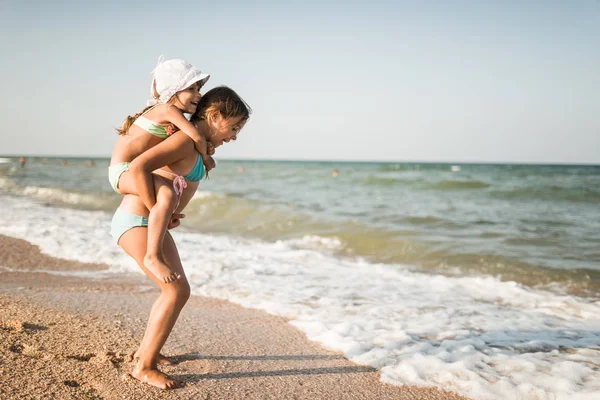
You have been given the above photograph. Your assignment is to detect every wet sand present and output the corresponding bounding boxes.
[0,234,470,399]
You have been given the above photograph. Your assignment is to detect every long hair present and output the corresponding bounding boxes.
[115,95,181,136]
[191,86,252,125]
[191,86,251,180]
[115,105,153,135]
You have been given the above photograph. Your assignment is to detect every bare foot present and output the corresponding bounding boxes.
[144,254,180,283]
[130,365,185,390]
[129,351,177,366]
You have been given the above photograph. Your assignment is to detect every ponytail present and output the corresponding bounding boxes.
[115,105,153,135]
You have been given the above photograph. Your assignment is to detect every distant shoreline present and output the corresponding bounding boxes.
[1,155,599,167]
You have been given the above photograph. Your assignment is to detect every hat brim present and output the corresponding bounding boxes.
[185,73,210,90]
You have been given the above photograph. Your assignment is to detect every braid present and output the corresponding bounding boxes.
[164,102,180,135]
[116,105,153,135]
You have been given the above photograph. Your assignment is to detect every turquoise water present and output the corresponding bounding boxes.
[1,156,599,296]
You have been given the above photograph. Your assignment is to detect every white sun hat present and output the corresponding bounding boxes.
[147,56,210,106]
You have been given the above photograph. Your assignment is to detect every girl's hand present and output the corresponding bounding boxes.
[203,155,216,173]
[192,137,208,157]
[207,142,215,156]
[168,213,185,230]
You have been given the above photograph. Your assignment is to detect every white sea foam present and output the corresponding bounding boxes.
[279,235,345,251]
[1,194,599,400]
[0,178,107,208]
[21,185,105,206]
[191,190,220,200]
[0,266,116,278]
[0,195,135,274]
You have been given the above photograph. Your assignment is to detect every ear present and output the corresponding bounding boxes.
[209,110,220,123]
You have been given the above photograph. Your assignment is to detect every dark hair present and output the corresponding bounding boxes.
[191,86,252,125]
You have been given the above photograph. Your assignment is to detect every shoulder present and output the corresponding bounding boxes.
[168,131,195,150]
[164,104,184,116]
[151,104,181,121]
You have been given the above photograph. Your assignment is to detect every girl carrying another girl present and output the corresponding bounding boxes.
[112,86,251,389]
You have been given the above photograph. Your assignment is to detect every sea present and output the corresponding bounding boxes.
[1,156,599,400]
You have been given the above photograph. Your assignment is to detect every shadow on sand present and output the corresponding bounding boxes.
[177,365,376,382]
[168,352,375,382]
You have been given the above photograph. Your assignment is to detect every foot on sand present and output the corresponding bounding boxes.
[130,365,185,390]
[143,255,181,284]
[129,351,177,366]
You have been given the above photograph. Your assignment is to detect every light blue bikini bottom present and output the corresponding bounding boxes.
[108,162,130,194]
[110,208,148,244]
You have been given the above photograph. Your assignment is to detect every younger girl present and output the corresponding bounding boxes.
[109,57,214,283]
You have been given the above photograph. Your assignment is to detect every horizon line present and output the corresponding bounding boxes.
[1,154,599,167]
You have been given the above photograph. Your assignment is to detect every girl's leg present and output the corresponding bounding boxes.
[119,227,190,390]
[143,177,181,283]
[136,232,190,361]
[119,171,180,283]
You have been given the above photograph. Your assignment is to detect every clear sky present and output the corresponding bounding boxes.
[1,0,598,163]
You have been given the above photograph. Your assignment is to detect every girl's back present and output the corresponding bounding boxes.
[111,102,180,166]
[110,124,163,166]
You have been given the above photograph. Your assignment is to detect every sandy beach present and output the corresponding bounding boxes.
[0,234,469,399]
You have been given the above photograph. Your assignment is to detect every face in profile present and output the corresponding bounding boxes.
[173,82,203,114]
[209,114,247,148]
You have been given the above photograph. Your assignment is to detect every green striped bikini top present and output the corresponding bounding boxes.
[133,115,170,139]
[132,105,171,139]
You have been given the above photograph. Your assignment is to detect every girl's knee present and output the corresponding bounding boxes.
[178,281,191,303]
[163,280,190,306]
[156,186,178,211]
[154,176,178,209]
[175,286,190,308]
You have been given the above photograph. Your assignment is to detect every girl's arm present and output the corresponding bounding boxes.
[128,132,190,211]
[165,107,208,158]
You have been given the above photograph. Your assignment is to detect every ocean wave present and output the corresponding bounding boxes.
[179,192,600,296]
[363,176,404,186]
[376,164,463,172]
[362,173,428,186]
[405,216,451,225]
[490,186,600,203]
[0,178,120,211]
[279,235,346,252]
[191,190,221,200]
[377,164,412,172]
[426,179,491,190]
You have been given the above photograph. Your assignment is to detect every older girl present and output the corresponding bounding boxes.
[111,86,251,389]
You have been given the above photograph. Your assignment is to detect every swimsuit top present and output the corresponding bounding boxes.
[132,105,204,181]
[132,115,170,139]
[184,154,205,182]
[132,105,171,139]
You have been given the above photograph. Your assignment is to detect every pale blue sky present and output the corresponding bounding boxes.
[1,0,598,163]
